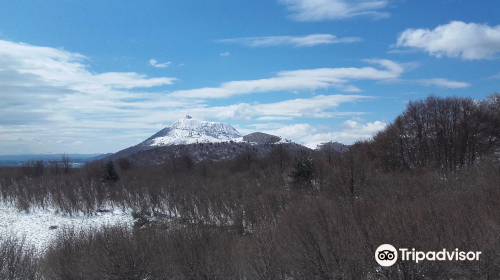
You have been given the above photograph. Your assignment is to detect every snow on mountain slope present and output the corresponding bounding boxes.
[302,141,325,150]
[144,116,243,147]
[303,141,350,152]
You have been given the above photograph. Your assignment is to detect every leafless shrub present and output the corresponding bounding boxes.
[115,157,132,171]
[0,235,41,280]
[43,225,175,280]
[47,160,60,176]
[61,154,71,175]
[20,160,44,178]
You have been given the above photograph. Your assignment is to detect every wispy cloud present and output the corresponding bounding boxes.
[220,51,230,57]
[300,119,387,144]
[0,40,179,154]
[256,116,294,121]
[243,119,387,145]
[279,0,390,21]
[217,34,362,47]
[168,59,405,99]
[383,77,471,89]
[416,78,471,88]
[0,39,380,153]
[386,49,419,54]
[0,40,422,154]
[247,123,286,130]
[487,72,500,79]
[396,21,500,60]
[0,39,378,154]
[149,59,171,68]
[207,95,371,120]
[138,95,368,125]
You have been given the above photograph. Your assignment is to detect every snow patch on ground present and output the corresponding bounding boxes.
[0,202,133,250]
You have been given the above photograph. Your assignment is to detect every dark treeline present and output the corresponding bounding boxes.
[0,94,499,279]
[371,94,500,171]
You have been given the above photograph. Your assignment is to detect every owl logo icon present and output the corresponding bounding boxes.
[375,244,398,266]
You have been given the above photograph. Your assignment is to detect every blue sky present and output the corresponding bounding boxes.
[0,0,499,154]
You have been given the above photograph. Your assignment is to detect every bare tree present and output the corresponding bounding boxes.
[21,159,45,178]
[319,141,334,164]
[372,95,500,171]
[269,144,290,174]
[61,153,71,174]
[115,157,132,171]
[48,160,60,176]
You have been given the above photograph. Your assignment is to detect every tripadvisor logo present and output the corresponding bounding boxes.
[375,244,482,267]
[375,244,398,267]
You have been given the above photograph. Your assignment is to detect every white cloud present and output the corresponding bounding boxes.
[382,77,471,89]
[243,119,386,145]
[149,59,171,68]
[0,40,181,154]
[241,123,315,139]
[256,116,294,121]
[488,72,500,79]
[276,124,316,138]
[301,119,387,144]
[0,40,404,154]
[279,0,390,21]
[136,94,369,124]
[248,123,286,130]
[168,59,404,99]
[386,49,419,54]
[416,78,471,88]
[396,21,500,60]
[217,34,362,47]
[340,119,386,134]
[220,51,230,57]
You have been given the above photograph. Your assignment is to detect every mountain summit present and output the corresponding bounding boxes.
[142,115,243,147]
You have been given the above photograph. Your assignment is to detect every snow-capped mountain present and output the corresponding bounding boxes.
[143,115,243,147]
[104,116,348,165]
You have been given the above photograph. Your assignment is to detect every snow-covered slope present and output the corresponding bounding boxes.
[302,141,325,150]
[144,116,243,147]
[303,141,350,152]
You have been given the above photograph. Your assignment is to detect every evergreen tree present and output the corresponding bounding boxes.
[102,160,119,182]
[289,153,315,188]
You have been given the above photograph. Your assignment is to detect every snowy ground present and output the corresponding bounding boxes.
[0,202,134,251]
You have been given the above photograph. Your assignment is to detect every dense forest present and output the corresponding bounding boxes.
[0,94,499,279]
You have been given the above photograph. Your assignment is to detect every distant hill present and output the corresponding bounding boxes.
[314,141,350,152]
[126,141,306,165]
[103,116,349,165]
[243,132,282,144]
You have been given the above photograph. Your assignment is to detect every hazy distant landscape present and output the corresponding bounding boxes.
[0,154,109,167]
